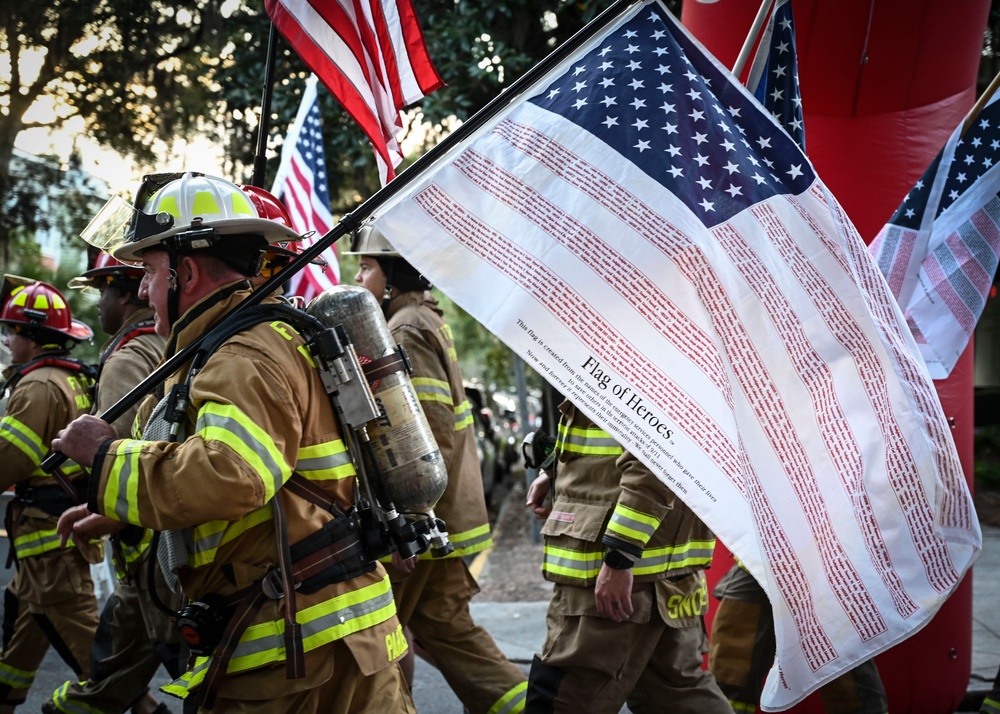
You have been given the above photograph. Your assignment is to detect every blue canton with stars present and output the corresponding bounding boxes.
[298,98,332,206]
[889,95,1000,229]
[527,2,814,228]
[748,0,805,151]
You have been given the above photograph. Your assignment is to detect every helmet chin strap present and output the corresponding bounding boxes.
[380,261,395,317]
[167,252,181,326]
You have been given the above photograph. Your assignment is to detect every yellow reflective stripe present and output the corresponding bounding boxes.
[607,503,660,545]
[543,540,715,581]
[58,461,86,479]
[0,416,44,466]
[105,440,143,525]
[0,660,35,688]
[191,190,221,216]
[489,680,528,714]
[163,665,201,698]
[213,574,397,676]
[190,506,273,568]
[453,398,474,431]
[419,523,492,559]
[981,697,1000,714]
[411,377,453,406]
[728,698,757,713]
[542,545,602,581]
[13,527,73,558]
[122,529,154,566]
[555,423,622,456]
[195,402,290,503]
[297,440,356,481]
[632,540,716,577]
[52,680,106,714]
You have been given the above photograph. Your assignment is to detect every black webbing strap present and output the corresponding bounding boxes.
[361,351,408,384]
[272,495,305,681]
[194,495,305,711]
[194,586,268,710]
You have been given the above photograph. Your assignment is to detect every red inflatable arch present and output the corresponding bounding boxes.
[681,1,989,711]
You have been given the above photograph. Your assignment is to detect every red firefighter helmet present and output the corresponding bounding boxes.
[68,251,145,290]
[236,185,329,278]
[238,185,295,230]
[0,281,93,342]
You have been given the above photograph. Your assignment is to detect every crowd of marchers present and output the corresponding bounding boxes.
[2,172,997,714]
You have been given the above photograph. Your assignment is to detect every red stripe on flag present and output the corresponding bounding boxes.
[394,0,443,94]
[265,1,397,170]
[265,0,441,184]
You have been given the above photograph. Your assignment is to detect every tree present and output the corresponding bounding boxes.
[0,0,256,263]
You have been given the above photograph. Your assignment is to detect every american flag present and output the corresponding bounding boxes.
[264,0,442,185]
[374,1,979,708]
[271,74,340,302]
[869,87,1000,378]
[745,0,805,150]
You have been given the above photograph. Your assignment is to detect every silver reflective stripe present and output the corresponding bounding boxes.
[297,449,353,478]
[225,583,396,666]
[195,410,286,482]
[556,424,623,456]
[0,417,43,465]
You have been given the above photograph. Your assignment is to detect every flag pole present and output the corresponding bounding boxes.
[40,0,644,474]
[250,24,280,188]
[731,0,775,78]
[962,70,1000,136]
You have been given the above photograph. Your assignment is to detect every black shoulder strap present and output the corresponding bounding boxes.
[1,355,96,398]
[99,319,158,369]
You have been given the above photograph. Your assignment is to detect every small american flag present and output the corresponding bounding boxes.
[271,74,340,302]
[745,0,805,150]
[869,86,1000,378]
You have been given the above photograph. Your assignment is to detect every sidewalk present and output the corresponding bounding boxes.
[969,524,1000,705]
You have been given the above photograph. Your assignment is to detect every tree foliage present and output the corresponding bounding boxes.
[0,0,247,261]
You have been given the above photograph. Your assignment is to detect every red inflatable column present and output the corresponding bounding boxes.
[682,0,987,711]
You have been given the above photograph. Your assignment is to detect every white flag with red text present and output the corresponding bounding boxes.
[368,1,981,709]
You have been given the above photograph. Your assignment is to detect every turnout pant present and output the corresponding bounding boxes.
[390,557,528,714]
[47,551,186,713]
[526,577,730,714]
[0,547,100,706]
[708,562,887,714]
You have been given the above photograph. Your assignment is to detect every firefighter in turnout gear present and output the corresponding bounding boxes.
[350,225,528,714]
[524,402,730,713]
[708,560,887,714]
[0,277,99,712]
[53,173,414,713]
[44,253,178,714]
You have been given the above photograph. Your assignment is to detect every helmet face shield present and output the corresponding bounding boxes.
[80,195,175,260]
[80,195,142,256]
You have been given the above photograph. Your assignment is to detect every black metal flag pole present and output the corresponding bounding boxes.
[41,0,640,474]
[250,23,280,189]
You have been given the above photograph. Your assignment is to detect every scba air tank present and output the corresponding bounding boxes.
[307,285,448,514]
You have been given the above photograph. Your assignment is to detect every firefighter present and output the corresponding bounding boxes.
[524,402,730,713]
[0,278,99,712]
[44,252,176,714]
[53,172,413,713]
[348,224,528,714]
[708,560,887,714]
